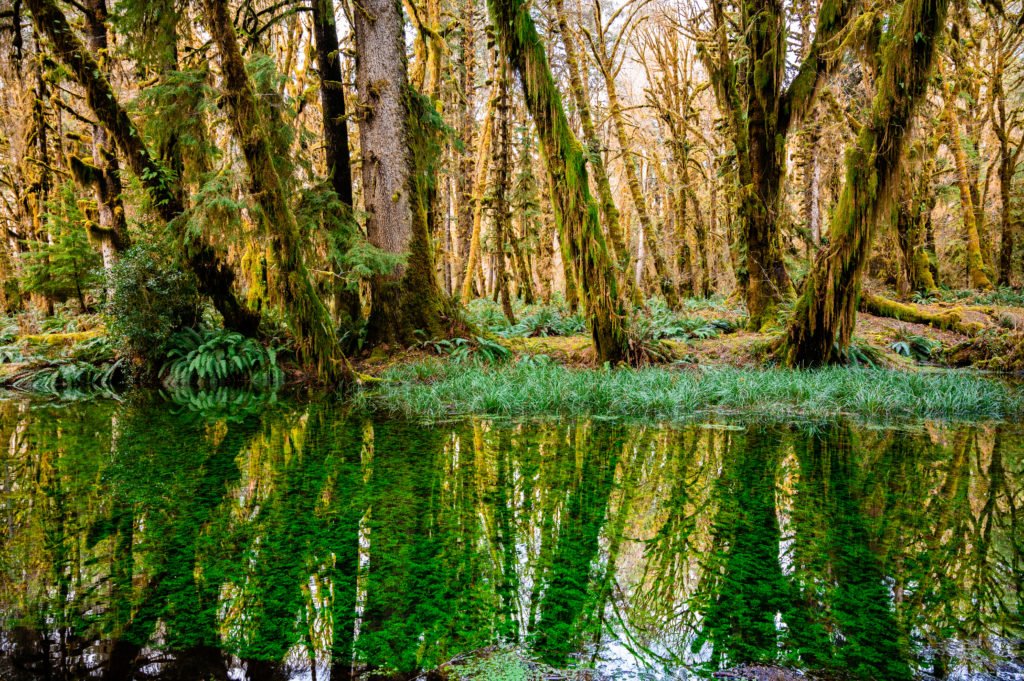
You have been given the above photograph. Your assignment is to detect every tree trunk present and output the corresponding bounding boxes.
[82,0,130,290]
[202,0,344,380]
[25,0,259,335]
[551,0,632,287]
[492,63,517,324]
[488,0,628,363]
[781,0,949,366]
[311,0,361,326]
[460,70,497,303]
[454,0,477,292]
[353,0,445,345]
[942,65,993,290]
[702,0,856,328]
[311,0,354,207]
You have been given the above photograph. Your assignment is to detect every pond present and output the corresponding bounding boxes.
[0,395,1020,680]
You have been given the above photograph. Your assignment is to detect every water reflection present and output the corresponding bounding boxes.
[0,398,1020,679]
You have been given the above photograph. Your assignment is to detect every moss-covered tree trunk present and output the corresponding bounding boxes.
[492,62,517,324]
[992,31,1022,287]
[781,0,949,366]
[352,0,445,344]
[550,0,632,291]
[454,0,478,294]
[202,0,344,380]
[942,67,994,290]
[24,0,259,335]
[81,0,130,284]
[894,146,938,295]
[460,71,497,303]
[488,0,628,363]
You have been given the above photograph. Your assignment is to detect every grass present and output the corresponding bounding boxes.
[356,359,1023,421]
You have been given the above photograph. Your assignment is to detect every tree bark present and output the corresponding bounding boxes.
[551,0,631,285]
[942,65,994,290]
[492,62,517,324]
[82,0,130,287]
[702,0,856,328]
[594,30,676,308]
[353,0,445,345]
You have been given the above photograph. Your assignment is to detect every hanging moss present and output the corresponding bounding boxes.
[487,0,628,363]
[781,0,950,366]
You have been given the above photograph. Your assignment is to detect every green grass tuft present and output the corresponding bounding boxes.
[356,360,1023,421]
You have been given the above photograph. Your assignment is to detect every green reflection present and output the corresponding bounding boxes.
[0,399,1019,680]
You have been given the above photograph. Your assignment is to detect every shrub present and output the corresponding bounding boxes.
[106,246,200,365]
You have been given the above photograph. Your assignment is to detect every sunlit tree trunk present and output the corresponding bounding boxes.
[592,20,676,308]
[488,0,628,362]
[781,0,949,366]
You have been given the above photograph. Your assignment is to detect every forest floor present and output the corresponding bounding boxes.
[357,295,1024,374]
[1,292,1023,412]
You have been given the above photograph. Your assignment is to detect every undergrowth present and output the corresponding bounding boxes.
[357,360,1022,421]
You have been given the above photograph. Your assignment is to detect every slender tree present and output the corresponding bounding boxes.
[488,0,629,362]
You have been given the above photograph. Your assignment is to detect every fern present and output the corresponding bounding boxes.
[160,328,282,388]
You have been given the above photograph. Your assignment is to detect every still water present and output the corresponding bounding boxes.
[0,395,1020,680]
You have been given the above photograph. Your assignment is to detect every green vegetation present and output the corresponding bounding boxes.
[358,361,1023,421]
[0,401,1019,679]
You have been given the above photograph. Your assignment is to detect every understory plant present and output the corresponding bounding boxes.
[160,327,282,388]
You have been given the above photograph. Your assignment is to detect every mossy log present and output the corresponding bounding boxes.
[860,294,979,335]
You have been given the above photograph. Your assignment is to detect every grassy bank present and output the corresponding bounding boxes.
[356,359,1023,421]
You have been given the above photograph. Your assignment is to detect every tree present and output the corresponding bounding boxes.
[23,0,258,335]
[781,0,950,366]
[699,0,857,329]
[488,0,630,363]
[201,0,345,381]
[352,0,447,345]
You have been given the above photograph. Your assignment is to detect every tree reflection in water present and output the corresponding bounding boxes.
[0,397,1020,680]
